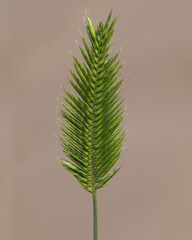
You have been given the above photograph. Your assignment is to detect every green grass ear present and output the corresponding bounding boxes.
[58,10,124,193]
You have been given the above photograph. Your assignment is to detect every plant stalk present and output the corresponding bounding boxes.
[93,191,97,240]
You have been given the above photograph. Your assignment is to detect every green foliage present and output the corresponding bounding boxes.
[58,10,124,193]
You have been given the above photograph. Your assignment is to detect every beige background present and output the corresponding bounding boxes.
[1,0,192,239]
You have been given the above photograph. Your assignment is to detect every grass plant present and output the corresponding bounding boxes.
[58,10,124,240]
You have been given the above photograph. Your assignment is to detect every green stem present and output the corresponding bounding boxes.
[93,191,97,240]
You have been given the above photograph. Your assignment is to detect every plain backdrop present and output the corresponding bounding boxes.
[1,0,192,240]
